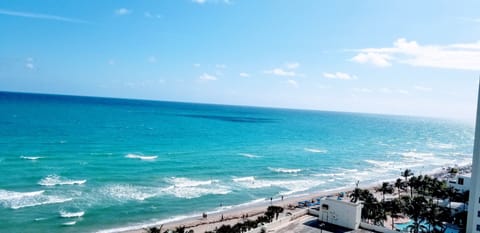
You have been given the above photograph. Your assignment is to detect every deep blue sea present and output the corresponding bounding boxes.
[0,91,474,233]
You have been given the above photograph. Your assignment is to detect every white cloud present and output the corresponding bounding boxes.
[0,8,88,23]
[285,62,300,69]
[216,64,227,69]
[144,11,162,19]
[25,63,34,70]
[25,57,35,70]
[265,62,301,77]
[380,88,409,95]
[351,52,392,67]
[192,0,207,4]
[264,68,296,77]
[323,72,358,80]
[380,88,392,93]
[353,88,372,93]
[458,17,480,23]
[108,59,115,65]
[193,63,201,68]
[199,73,217,81]
[239,72,250,77]
[352,38,480,70]
[413,85,432,92]
[287,79,298,87]
[115,8,131,15]
[147,56,157,63]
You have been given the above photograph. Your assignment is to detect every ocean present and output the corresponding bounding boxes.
[0,91,474,233]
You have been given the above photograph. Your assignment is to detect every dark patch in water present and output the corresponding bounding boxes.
[177,114,276,123]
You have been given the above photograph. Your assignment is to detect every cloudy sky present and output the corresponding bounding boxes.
[1,0,479,121]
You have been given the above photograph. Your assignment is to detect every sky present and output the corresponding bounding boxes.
[1,0,480,121]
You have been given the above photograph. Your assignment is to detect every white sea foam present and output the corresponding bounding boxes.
[102,184,159,201]
[97,214,198,233]
[268,167,302,173]
[125,153,158,160]
[304,148,328,153]
[166,177,217,187]
[232,176,255,182]
[313,172,345,178]
[428,143,457,149]
[62,221,76,226]
[238,153,259,158]
[336,168,359,173]
[0,189,44,200]
[233,177,325,195]
[38,175,86,186]
[401,151,434,159]
[364,159,395,167]
[162,177,231,199]
[20,156,43,160]
[0,189,72,209]
[60,210,85,218]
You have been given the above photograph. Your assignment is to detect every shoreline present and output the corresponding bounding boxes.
[102,164,471,233]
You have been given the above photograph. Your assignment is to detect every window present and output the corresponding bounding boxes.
[478,211,480,217]
[321,204,329,210]
[477,224,480,231]
[458,178,464,185]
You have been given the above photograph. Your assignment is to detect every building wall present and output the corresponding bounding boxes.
[448,175,471,192]
[318,198,362,230]
[467,81,480,232]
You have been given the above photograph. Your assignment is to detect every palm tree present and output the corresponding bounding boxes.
[385,198,403,230]
[423,200,447,233]
[395,178,404,196]
[350,188,362,203]
[378,182,394,202]
[402,169,414,197]
[404,196,428,233]
[402,169,414,182]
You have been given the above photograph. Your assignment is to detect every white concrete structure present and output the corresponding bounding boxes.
[318,198,362,230]
[467,81,480,232]
[448,174,471,192]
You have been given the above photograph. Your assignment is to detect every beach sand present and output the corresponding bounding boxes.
[122,185,371,233]
[121,165,470,233]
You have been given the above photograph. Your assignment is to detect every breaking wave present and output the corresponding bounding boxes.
[304,148,328,153]
[0,189,72,209]
[125,153,158,160]
[238,153,259,158]
[162,177,231,199]
[38,175,86,186]
[101,184,159,201]
[268,167,302,173]
[60,210,85,218]
[20,156,43,160]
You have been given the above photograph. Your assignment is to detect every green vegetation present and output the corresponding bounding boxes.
[204,206,284,233]
[352,172,468,233]
[150,206,285,233]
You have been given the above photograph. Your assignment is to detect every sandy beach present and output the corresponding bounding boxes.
[118,165,470,233]
[122,185,356,233]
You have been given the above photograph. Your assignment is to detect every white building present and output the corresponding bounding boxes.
[467,81,480,232]
[448,174,471,192]
[318,198,362,230]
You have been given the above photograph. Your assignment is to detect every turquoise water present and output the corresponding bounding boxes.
[0,91,474,233]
